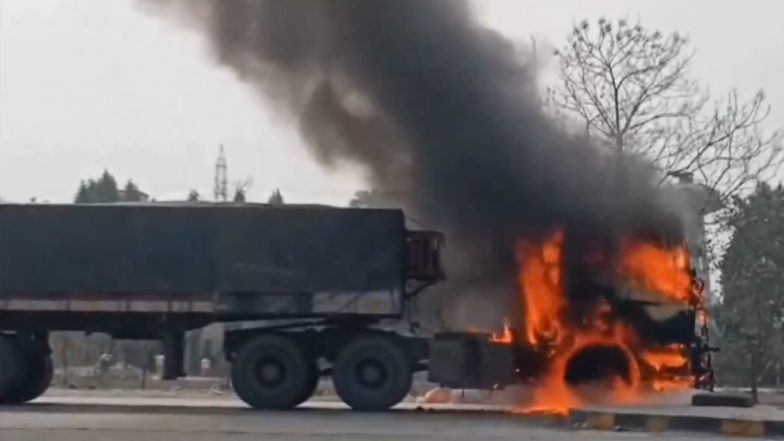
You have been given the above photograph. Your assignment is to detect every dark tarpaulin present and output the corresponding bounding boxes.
[0,204,406,295]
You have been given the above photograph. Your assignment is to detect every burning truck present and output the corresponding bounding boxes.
[0,203,714,412]
[428,225,715,412]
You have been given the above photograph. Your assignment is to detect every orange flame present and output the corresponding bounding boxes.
[491,319,513,344]
[643,344,689,371]
[516,231,564,345]
[512,230,696,415]
[642,344,692,391]
[618,241,694,304]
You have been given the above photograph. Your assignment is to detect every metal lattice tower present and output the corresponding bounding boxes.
[213,145,228,202]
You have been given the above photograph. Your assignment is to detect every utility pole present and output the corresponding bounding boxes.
[213,145,228,202]
[530,36,538,72]
[530,36,542,108]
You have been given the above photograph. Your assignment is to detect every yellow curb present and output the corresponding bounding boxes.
[720,419,765,437]
[585,413,615,431]
[645,416,670,433]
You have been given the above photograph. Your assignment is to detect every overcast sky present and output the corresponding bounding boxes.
[1,0,782,204]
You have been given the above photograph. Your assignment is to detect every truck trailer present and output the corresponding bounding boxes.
[0,203,455,410]
[0,203,711,410]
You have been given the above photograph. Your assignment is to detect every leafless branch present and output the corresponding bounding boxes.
[552,17,783,205]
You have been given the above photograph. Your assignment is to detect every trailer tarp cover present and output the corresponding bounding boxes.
[0,204,405,295]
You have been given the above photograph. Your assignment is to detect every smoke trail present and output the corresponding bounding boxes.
[140,0,679,328]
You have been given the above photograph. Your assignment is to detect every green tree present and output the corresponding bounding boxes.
[717,183,784,394]
[74,170,121,203]
[267,188,284,205]
[74,171,150,203]
[75,182,90,203]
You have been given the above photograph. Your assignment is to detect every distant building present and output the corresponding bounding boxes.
[118,189,150,202]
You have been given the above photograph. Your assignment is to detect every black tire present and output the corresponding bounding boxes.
[0,336,26,404]
[332,335,412,411]
[292,361,320,407]
[3,354,53,404]
[231,334,313,410]
[692,392,754,408]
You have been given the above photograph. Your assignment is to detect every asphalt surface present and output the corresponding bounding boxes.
[0,398,765,441]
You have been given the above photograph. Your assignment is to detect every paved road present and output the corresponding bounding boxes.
[0,399,761,441]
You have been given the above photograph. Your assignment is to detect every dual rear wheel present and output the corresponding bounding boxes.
[331,335,412,411]
[231,333,412,411]
[231,334,318,410]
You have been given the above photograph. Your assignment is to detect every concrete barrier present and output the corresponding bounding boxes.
[570,409,783,438]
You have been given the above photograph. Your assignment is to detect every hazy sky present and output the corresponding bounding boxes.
[1,0,782,204]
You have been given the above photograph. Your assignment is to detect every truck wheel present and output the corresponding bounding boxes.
[2,353,53,404]
[0,336,26,404]
[332,335,412,411]
[292,362,320,407]
[231,334,313,410]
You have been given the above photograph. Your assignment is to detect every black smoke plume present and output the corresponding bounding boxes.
[140,0,681,330]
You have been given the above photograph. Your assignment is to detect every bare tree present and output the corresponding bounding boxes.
[187,189,201,202]
[232,177,253,203]
[551,18,782,205]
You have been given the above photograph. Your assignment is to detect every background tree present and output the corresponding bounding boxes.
[187,190,201,202]
[348,189,387,208]
[267,188,284,205]
[232,178,253,203]
[74,170,120,203]
[551,18,783,206]
[74,183,89,203]
[716,183,784,395]
[74,171,149,204]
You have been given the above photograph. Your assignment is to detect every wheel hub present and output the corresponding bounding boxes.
[356,359,387,388]
[255,357,286,388]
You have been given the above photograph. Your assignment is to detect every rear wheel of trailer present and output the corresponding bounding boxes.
[3,353,53,404]
[0,334,53,405]
[231,333,318,410]
[0,335,24,403]
[332,335,412,411]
